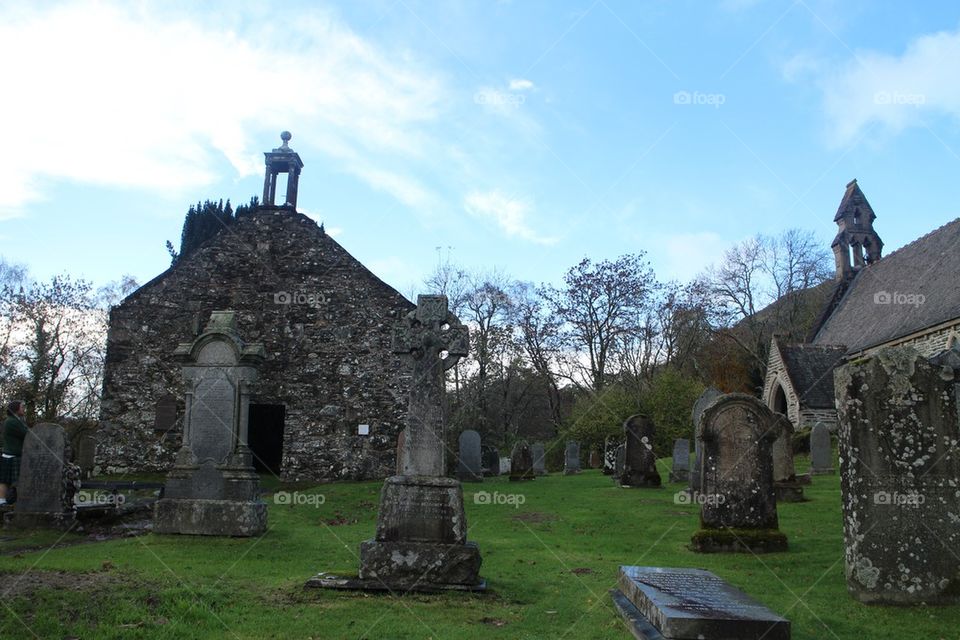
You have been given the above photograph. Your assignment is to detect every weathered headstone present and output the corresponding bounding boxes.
[611,566,791,640]
[322,295,483,591]
[499,457,511,475]
[395,428,407,475]
[603,436,618,475]
[620,414,661,488]
[457,430,483,483]
[531,442,547,476]
[5,423,79,530]
[481,444,499,477]
[689,387,721,495]
[564,441,581,475]
[669,439,690,483]
[509,441,535,481]
[588,449,602,469]
[77,433,96,479]
[836,346,960,604]
[153,311,268,537]
[615,443,626,479]
[772,414,805,503]
[809,422,834,475]
[691,393,788,553]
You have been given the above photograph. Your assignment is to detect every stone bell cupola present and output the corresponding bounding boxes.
[262,131,304,209]
[831,179,884,281]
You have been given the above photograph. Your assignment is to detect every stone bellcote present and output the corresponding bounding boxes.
[262,131,304,209]
[831,179,884,281]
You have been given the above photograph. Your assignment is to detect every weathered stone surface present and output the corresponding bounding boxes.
[589,449,602,468]
[499,457,511,475]
[456,430,483,483]
[620,415,662,488]
[481,444,499,477]
[772,414,805,503]
[99,205,414,482]
[669,439,690,483]
[5,423,79,530]
[615,443,626,479]
[509,441,535,482]
[373,476,467,544]
[836,346,960,604]
[691,393,787,553]
[358,540,483,588]
[612,566,790,640]
[603,436,619,475]
[153,311,267,537]
[564,441,581,475]
[531,443,547,475]
[689,387,720,495]
[809,422,834,475]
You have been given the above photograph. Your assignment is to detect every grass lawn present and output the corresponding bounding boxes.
[1,458,958,639]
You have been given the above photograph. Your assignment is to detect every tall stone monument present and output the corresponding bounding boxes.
[836,346,960,604]
[619,414,662,488]
[531,442,547,476]
[564,441,581,475]
[771,414,805,502]
[5,423,79,530]
[510,441,535,481]
[154,311,267,537]
[457,430,483,483]
[689,387,721,495]
[809,422,834,475]
[669,438,690,483]
[691,394,787,553]
[347,295,483,591]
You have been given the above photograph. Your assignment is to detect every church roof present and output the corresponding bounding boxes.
[814,217,960,354]
[774,338,847,409]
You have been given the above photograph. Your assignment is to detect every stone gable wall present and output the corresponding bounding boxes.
[98,207,413,481]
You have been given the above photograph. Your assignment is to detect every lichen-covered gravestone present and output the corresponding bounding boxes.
[603,436,618,475]
[5,423,79,530]
[531,442,547,476]
[564,441,581,475]
[836,346,960,604]
[456,430,483,483]
[615,443,626,479]
[772,414,805,503]
[689,387,721,495]
[510,441,535,482]
[669,438,690,483]
[153,311,267,537]
[317,294,483,591]
[691,393,787,553]
[809,422,834,475]
[620,415,661,488]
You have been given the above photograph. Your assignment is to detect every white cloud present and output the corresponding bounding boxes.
[814,27,960,145]
[0,2,443,215]
[509,78,535,91]
[464,190,556,244]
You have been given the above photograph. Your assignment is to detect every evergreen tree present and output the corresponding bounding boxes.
[167,198,244,264]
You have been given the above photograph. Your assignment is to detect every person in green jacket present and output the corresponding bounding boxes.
[0,400,29,505]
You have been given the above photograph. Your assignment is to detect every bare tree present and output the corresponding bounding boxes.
[508,281,564,430]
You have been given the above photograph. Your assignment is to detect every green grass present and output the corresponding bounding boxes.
[1,463,958,639]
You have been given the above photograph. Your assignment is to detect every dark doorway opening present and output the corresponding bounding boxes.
[248,404,285,475]
[773,384,788,416]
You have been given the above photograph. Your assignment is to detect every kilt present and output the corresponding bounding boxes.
[0,456,21,485]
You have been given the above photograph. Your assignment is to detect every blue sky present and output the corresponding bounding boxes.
[2,0,959,296]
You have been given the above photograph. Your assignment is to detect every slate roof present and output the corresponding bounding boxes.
[814,217,960,354]
[775,339,847,409]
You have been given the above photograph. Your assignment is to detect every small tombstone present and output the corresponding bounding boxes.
[772,414,805,502]
[603,436,618,475]
[564,441,581,475]
[481,444,499,477]
[836,347,960,604]
[77,433,96,480]
[620,415,661,488]
[499,457,511,475]
[691,393,787,553]
[669,438,690,483]
[614,443,626,479]
[456,430,483,483]
[5,423,79,530]
[153,311,268,537]
[689,387,721,494]
[531,443,547,475]
[588,449,602,469]
[809,422,834,475]
[509,441,535,481]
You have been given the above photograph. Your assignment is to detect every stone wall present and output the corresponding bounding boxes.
[98,206,414,481]
[857,322,960,359]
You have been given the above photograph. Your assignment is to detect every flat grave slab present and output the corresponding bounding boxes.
[612,566,790,640]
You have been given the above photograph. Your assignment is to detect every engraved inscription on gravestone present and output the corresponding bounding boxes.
[189,372,237,463]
